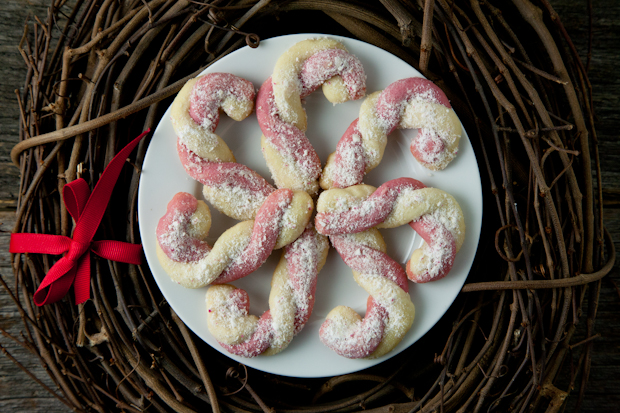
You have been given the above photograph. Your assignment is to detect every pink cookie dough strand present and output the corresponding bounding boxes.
[178,140,275,199]
[408,216,457,283]
[331,119,366,189]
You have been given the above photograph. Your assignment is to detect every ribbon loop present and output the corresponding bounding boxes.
[10,129,149,306]
[63,178,91,221]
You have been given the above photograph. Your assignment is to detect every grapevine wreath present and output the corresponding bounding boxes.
[4,1,615,412]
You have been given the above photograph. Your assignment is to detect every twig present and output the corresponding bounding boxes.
[513,57,568,84]
[462,227,613,292]
[380,0,414,45]
[171,310,221,413]
[419,0,435,74]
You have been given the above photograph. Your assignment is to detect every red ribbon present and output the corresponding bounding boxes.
[10,130,150,306]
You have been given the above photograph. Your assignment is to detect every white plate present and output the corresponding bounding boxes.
[138,34,482,378]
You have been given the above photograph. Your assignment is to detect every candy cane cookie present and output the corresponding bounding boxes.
[321,78,462,190]
[206,225,329,357]
[257,38,366,196]
[171,72,276,221]
[320,228,415,359]
[315,177,465,283]
[156,188,313,288]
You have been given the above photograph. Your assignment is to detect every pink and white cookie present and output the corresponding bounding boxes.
[257,38,366,196]
[206,226,329,357]
[321,78,462,190]
[171,72,276,221]
[319,228,415,358]
[156,188,313,288]
[315,177,465,283]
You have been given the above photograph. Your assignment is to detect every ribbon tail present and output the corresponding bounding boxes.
[71,129,150,244]
[73,254,91,305]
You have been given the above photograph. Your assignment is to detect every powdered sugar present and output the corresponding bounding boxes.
[203,183,265,222]
[175,121,220,156]
[322,77,462,190]
[319,230,415,359]
[258,38,367,195]
[206,226,328,357]
[314,179,465,285]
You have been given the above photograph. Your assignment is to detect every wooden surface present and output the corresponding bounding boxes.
[1,1,618,411]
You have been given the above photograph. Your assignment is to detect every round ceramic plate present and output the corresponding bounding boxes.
[138,33,483,378]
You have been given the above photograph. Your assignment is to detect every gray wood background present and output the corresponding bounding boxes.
[1,0,618,411]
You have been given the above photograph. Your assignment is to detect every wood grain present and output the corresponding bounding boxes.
[0,1,618,412]
[539,2,620,411]
[1,2,69,411]
[1,212,67,411]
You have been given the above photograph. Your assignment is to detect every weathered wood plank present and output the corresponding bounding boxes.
[552,0,620,208]
[0,0,53,208]
[0,3,66,409]
[1,211,67,412]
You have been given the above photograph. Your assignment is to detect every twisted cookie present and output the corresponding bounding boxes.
[321,77,462,190]
[257,38,366,196]
[206,226,329,357]
[320,228,415,359]
[156,189,313,288]
[171,72,276,221]
[315,177,465,283]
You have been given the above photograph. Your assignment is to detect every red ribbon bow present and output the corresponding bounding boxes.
[10,130,150,306]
